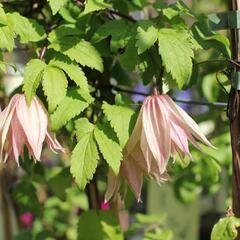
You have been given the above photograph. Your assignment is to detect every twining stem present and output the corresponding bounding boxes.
[86,178,99,210]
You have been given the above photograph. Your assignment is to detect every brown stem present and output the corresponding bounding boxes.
[229,1,240,239]
[0,167,12,240]
[86,178,99,210]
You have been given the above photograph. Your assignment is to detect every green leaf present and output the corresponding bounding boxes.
[59,1,81,23]
[84,0,111,14]
[158,28,194,88]
[49,54,89,92]
[49,37,104,72]
[42,65,68,113]
[94,124,122,174]
[7,12,46,43]
[119,38,138,71]
[192,20,231,58]
[13,181,41,216]
[48,24,81,43]
[211,217,240,240]
[101,222,124,240]
[75,118,95,140]
[136,26,158,54]
[47,0,67,15]
[102,101,135,147]
[71,120,98,189]
[92,19,131,52]
[48,167,72,200]
[0,5,8,26]
[78,210,118,240]
[50,88,91,131]
[0,25,15,51]
[23,59,46,104]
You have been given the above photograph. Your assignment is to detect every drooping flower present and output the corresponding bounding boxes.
[0,94,64,164]
[106,91,214,201]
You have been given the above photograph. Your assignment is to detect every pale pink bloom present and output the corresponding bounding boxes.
[106,92,214,201]
[0,94,64,164]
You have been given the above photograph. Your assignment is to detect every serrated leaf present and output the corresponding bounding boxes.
[49,54,89,92]
[49,37,103,72]
[47,0,67,15]
[23,59,46,104]
[136,26,158,54]
[119,38,138,71]
[84,0,111,14]
[48,24,81,43]
[0,25,15,51]
[94,124,122,174]
[211,217,240,240]
[50,88,91,131]
[42,65,68,113]
[92,19,131,52]
[192,20,230,58]
[59,1,81,23]
[7,12,46,43]
[102,102,135,147]
[75,118,95,140]
[71,122,98,189]
[158,28,194,88]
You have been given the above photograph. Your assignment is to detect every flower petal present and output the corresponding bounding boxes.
[46,131,64,153]
[162,95,214,148]
[105,169,121,202]
[121,155,143,201]
[16,96,48,160]
[142,96,171,173]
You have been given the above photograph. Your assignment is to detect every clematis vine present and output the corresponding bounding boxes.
[0,94,64,164]
[106,90,214,201]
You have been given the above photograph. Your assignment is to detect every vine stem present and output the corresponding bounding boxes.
[229,1,240,239]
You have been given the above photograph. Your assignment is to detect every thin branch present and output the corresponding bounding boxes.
[98,84,228,107]
[108,10,136,22]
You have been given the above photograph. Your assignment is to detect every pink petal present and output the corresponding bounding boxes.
[142,96,170,173]
[0,94,20,160]
[16,95,48,160]
[126,110,143,154]
[105,169,121,202]
[46,131,64,153]
[10,114,27,164]
[121,155,143,201]
[162,95,214,148]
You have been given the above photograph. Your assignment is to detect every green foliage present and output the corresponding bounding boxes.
[77,210,119,240]
[94,123,122,174]
[49,37,104,72]
[211,217,240,240]
[23,59,46,104]
[49,54,89,92]
[47,0,67,15]
[136,26,158,54]
[42,65,68,112]
[83,0,111,14]
[48,167,72,200]
[7,12,46,43]
[92,19,132,52]
[50,88,92,131]
[102,101,136,147]
[13,181,41,216]
[158,28,195,88]
[71,118,98,189]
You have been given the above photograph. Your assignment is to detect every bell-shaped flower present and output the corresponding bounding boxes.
[0,94,64,164]
[106,91,214,201]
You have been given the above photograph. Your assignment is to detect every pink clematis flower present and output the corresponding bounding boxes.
[106,91,214,201]
[0,94,64,164]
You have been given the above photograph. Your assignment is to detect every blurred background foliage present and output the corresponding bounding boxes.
[0,0,235,239]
